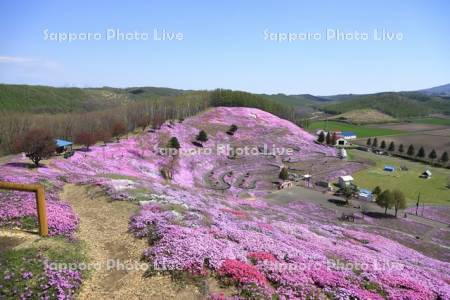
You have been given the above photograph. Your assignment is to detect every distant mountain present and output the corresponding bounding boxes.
[418,83,450,97]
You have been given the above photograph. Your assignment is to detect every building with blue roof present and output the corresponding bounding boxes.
[55,139,73,153]
[384,165,395,172]
[341,131,357,139]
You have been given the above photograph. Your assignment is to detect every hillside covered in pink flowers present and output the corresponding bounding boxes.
[1,107,449,299]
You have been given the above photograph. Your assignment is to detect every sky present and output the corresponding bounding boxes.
[0,0,449,95]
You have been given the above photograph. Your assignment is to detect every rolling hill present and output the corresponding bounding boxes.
[319,92,450,118]
[329,109,396,124]
[0,84,185,113]
[1,83,449,118]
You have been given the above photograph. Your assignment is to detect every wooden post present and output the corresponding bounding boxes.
[0,181,48,237]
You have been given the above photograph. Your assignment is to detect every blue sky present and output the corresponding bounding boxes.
[0,0,449,95]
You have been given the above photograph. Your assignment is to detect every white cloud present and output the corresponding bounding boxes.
[0,55,61,70]
[0,56,37,64]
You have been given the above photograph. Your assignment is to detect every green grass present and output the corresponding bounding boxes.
[349,149,450,205]
[308,121,405,138]
[412,117,450,126]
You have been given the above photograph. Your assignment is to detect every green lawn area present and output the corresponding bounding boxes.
[348,150,450,205]
[412,117,450,126]
[308,120,404,138]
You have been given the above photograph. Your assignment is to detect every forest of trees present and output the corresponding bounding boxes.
[0,92,210,155]
[0,89,306,156]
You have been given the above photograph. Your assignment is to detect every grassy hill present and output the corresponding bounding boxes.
[2,83,449,119]
[320,92,450,118]
[329,109,396,124]
[0,84,185,113]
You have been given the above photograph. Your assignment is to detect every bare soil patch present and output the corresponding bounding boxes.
[61,184,201,300]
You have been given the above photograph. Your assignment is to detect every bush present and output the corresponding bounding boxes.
[279,167,289,181]
[196,130,208,142]
[167,137,181,150]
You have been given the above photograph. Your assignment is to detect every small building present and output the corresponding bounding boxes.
[358,188,374,201]
[335,138,348,146]
[278,181,293,190]
[55,139,73,153]
[338,175,354,188]
[421,170,432,179]
[384,165,395,172]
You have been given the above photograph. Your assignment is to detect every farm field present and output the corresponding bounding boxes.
[353,121,450,155]
[348,149,450,205]
[307,120,405,138]
[374,122,449,132]
[412,117,450,126]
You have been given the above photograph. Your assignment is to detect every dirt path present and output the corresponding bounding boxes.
[61,184,201,300]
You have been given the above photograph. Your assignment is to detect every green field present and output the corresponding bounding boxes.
[308,120,405,138]
[349,150,450,205]
[412,117,450,126]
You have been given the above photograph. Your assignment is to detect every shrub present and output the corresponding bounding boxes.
[167,137,181,150]
[279,167,289,181]
[317,131,325,143]
[196,130,208,142]
[218,259,267,286]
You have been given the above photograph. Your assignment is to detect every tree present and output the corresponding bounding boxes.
[325,132,331,145]
[407,144,415,156]
[372,186,382,196]
[112,122,127,142]
[392,189,406,217]
[380,140,386,149]
[75,131,97,151]
[428,149,437,163]
[376,189,394,215]
[279,167,289,181]
[167,137,181,150]
[331,132,337,146]
[196,130,208,142]
[96,130,112,145]
[440,151,449,164]
[398,144,404,153]
[317,131,325,143]
[417,146,425,158]
[366,138,372,146]
[372,137,378,148]
[136,115,151,131]
[342,186,357,204]
[15,128,55,167]
[388,141,395,152]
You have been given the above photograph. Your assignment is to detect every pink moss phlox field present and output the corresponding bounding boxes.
[1,107,449,299]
